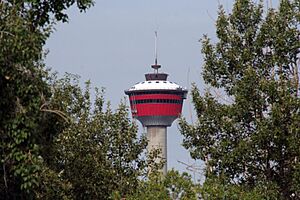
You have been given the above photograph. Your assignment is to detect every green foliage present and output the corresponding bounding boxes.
[180,0,300,199]
[126,169,199,200]
[164,170,199,200]
[1,0,160,198]
[0,0,93,198]
[2,0,94,26]
[48,74,148,199]
[200,175,280,200]
[0,2,51,198]
[34,163,73,199]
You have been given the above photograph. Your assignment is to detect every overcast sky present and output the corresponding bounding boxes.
[45,0,279,181]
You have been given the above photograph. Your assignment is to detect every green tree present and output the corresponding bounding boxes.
[180,0,300,199]
[2,0,93,26]
[0,0,93,198]
[44,74,149,199]
[126,169,199,200]
[1,1,158,198]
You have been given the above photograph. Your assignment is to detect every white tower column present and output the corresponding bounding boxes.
[146,126,167,175]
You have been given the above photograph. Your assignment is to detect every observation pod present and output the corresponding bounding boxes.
[125,63,187,175]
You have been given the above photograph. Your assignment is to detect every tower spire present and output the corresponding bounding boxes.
[154,31,158,65]
[152,31,161,72]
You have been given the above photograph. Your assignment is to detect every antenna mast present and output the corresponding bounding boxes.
[152,31,161,72]
[155,31,158,65]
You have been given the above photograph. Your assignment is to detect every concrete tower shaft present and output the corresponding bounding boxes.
[147,126,167,174]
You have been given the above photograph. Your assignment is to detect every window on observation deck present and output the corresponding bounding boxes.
[130,99,182,104]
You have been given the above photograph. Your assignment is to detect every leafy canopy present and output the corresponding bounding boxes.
[0,0,162,198]
[124,169,200,200]
[180,0,300,199]
[41,74,150,199]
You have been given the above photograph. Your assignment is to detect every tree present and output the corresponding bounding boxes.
[43,74,149,199]
[2,0,94,26]
[125,169,199,200]
[1,1,160,198]
[179,0,300,199]
[0,0,93,198]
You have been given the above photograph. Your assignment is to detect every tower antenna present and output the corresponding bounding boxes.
[154,31,158,65]
[152,31,161,72]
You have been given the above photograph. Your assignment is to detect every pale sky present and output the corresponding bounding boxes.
[45,0,279,181]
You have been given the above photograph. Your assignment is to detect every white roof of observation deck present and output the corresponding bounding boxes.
[128,80,186,91]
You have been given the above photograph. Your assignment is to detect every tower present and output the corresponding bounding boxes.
[125,48,187,175]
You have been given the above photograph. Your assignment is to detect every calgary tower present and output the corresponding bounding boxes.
[125,33,187,175]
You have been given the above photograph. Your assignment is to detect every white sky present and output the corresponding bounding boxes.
[45,0,279,181]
